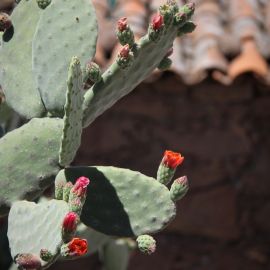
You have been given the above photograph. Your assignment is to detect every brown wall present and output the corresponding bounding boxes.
[73,73,270,269]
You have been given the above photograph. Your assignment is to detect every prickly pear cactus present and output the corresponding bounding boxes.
[55,166,176,237]
[8,200,69,268]
[0,0,195,268]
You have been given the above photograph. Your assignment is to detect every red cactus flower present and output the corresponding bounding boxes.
[152,13,164,30]
[117,17,128,32]
[72,176,90,197]
[68,238,88,256]
[162,150,184,169]
[62,212,78,233]
[119,44,130,58]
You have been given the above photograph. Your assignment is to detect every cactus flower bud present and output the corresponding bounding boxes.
[174,12,187,27]
[152,14,164,31]
[158,57,172,71]
[157,150,184,185]
[148,14,165,42]
[117,17,128,32]
[116,17,135,46]
[62,212,79,234]
[117,44,134,69]
[40,249,53,262]
[0,13,12,32]
[83,62,102,85]
[180,2,195,20]
[170,176,189,201]
[136,235,156,255]
[15,253,42,269]
[71,176,90,197]
[69,197,83,215]
[119,44,130,59]
[55,180,65,200]
[61,238,88,258]
[63,182,73,202]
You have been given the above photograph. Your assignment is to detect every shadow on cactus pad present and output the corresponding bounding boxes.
[56,166,176,237]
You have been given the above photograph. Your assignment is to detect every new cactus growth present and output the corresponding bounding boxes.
[136,235,156,255]
[0,0,196,268]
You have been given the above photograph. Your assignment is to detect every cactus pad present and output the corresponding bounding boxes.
[8,200,69,267]
[55,166,176,237]
[59,57,84,167]
[0,118,63,216]
[82,3,195,127]
[0,0,45,118]
[32,0,97,116]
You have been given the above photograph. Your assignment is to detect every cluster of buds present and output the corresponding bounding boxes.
[60,238,88,258]
[157,150,184,185]
[117,44,134,69]
[116,17,135,47]
[83,61,102,88]
[148,13,165,42]
[0,12,12,32]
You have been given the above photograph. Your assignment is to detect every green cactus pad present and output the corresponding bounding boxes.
[55,166,176,237]
[82,3,194,127]
[8,200,69,267]
[59,57,84,167]
[0,0,45,118]
[0,118,63,216]
[33,0,97,116]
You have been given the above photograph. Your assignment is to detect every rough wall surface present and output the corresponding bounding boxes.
[72,74,270,269]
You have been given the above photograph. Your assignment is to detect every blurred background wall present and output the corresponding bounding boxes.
[1,0,270,269]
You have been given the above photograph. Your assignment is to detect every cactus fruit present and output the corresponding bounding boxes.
[36,0,51,9]
[157,150,184,185]
[136,235,156,255]
[170,176,189,201]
